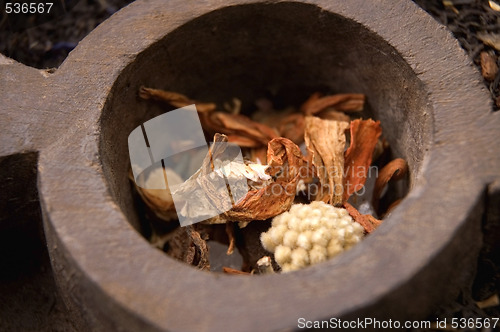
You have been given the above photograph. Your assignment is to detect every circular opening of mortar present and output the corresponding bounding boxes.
[100,2,432,275]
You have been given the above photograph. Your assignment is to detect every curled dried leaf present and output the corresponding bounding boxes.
[304,116,349,206]
[343,119,382,202]
[226,138,308,221]
[343,202,381,233]
[301,93,365,115]
[372,158,408,211]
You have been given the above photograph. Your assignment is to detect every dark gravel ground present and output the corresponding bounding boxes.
[0,0,499,331]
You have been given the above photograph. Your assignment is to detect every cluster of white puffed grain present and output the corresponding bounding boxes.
[260,201,365,272]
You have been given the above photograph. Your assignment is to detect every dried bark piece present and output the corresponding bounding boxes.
[222,267,251,275]
[139,87,216,112]
[343,119,382,202]
[185,226,210,270]
[304,116,349,206]
[226,138,308,221]
[481,51,499,81]
[343,202,381,233]
[372,158,408,210]
[301,93,365,115]
[163,226,210,270]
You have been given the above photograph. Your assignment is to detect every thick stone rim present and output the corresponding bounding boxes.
[35,0,498,331]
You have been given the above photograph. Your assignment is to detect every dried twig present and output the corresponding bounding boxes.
[222,267,251,275]
[343,202,381,233]
[226,221,236,255]
[372,158,408,211]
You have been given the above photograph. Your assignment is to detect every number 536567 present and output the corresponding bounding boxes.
[5,2,53,14]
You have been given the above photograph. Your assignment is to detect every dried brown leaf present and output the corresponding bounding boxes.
[343,119,382,202]
[304,116,349,206]
[209,112,278,146]
[301,93,365,115]
[372,158,408,211]
[139,87,217,112]
[226,138,307,221]
[343,202,381,233]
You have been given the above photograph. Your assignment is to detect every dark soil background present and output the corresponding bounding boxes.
[0,0,499,331]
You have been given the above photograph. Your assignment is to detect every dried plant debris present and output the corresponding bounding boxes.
[134,88,408,273]
[304,116,349,206]
[372,158,408,213]
[163,225,210,270]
